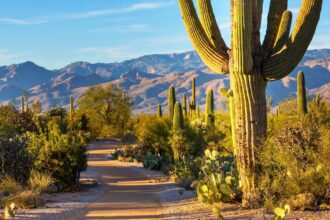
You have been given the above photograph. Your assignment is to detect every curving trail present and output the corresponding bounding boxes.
[75,140,163,220]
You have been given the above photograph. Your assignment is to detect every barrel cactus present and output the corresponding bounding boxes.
[178,0,322,206]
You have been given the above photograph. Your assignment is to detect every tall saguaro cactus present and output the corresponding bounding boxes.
[21,96,25,113]
[178,0,322,206]
[168,86,176,121]
[297,71,308,116]
[205,89,215,127]
[173,102,184,131]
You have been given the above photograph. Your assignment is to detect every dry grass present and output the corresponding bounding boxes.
[28,170,54,193]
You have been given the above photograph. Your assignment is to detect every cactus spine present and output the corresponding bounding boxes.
[297,71,308,116]
[205,89,215,127]
[189,77,196,118]
[157,104,163,118]
[168,86,176,121]
[182,94,188,118]
[178,0,322,206]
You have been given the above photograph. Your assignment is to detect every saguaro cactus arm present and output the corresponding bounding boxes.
[178,0,229,73]
[262,0,288,56]
[272,10,292,53]
[197,0,228,53]
[263,0,322,80]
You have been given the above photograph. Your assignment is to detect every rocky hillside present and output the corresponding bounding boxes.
[0,49,330,113]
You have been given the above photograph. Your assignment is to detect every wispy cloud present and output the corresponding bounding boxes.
[0,18,47,25]
[89,24,151,33]
[0,49,31,63]
[0,1,174,26]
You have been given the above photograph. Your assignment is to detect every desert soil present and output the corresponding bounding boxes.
[4,140,329,220]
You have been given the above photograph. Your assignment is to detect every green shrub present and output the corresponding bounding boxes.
[0,176,22,196]
[28,170,54,193]
[0,134,32,182]
[258,115,330,209]
[142,152,162,170]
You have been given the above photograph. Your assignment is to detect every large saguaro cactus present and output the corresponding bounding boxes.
[178,0,322,207]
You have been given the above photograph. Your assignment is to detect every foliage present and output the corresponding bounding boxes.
[77,83,132,138]
[273,204,290,220]
[0,176,22,196]
[258,113,330,210]
[0,135,32,182]
[28,170,54,193]
[134,114,171,155]
[142,152,162,170]
[5,190,44,209]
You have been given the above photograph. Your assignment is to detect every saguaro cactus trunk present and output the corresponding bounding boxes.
[157,104,163,118]
[178,0,322,207]
[205,89,215,127]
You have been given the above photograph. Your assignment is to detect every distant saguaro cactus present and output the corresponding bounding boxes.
[267,96,273,113]
[182,94,188,118]
[178,0,322,206]
[70,96,74,119]
[157,104,163,118]
[297,71,308,116]
[189,77,196,117]
[21,96,25,113]
[168,86,176,121]
[173,102,184,131]
[205,89,214,127]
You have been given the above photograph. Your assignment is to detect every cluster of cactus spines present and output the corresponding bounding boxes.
[189,77,196,117]
[168,86,176,121]
[267,96,273,113]
[70,96,74,119]
[205,89,215,127]
[178,0,322,206]
[173,102,184,131]
[157,104,163,118]
[297,71,308,116]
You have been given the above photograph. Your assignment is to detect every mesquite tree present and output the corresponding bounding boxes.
[178,0,322,206]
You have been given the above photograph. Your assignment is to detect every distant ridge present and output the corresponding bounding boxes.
[0,49,330,113]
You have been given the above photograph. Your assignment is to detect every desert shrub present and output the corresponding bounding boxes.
[0,176,22,196]
[27,113,88,192]
[0,134,32,182]
[5,190,44,209]
[76,83,132,138]
[134,114,171,155]
[258,115,330,209]
[142,152,162,170]
[28,170,54,193]
[173,156,201,189]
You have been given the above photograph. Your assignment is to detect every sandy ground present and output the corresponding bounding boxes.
[3,140,329,220]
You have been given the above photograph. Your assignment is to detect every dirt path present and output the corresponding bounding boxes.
[74,140,164,220]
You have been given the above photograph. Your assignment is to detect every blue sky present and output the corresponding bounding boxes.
[0,0,329,69]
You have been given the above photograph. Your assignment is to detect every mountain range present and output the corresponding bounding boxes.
[1,49,330,113]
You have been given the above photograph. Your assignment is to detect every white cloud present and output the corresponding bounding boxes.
[0,18,47,25]
[0,49,31,64]
[0,1,174,25]
[89,24,150,33]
